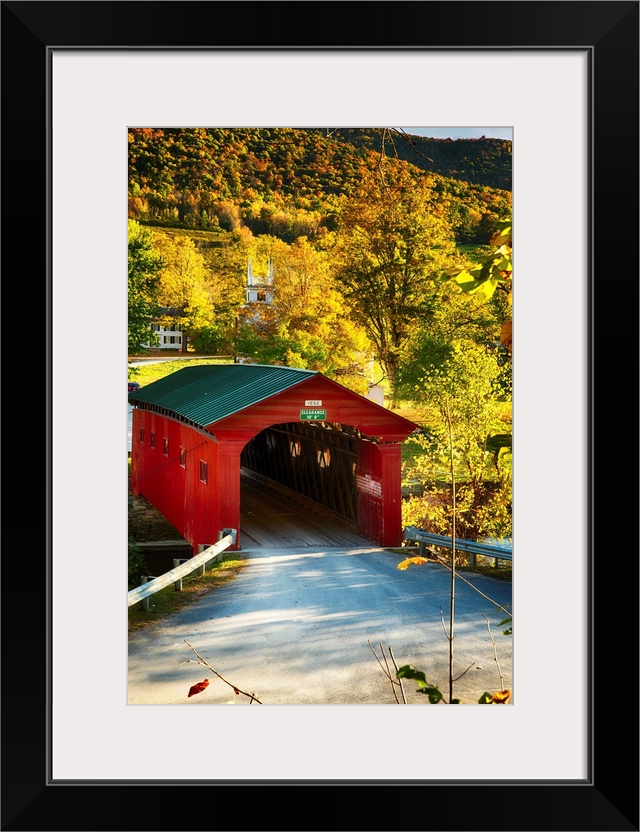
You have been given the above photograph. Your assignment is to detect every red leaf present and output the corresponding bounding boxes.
[188,678,210,697]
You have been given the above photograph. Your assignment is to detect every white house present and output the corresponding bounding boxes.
[145,307,183,350]
[150,322,183,349]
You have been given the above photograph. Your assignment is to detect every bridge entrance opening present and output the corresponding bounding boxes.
[240,421,368,546]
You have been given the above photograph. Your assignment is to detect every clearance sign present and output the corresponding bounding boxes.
[300,409,326,421]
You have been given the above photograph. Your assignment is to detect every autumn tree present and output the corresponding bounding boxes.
[235,235,373,393]
[128,219,164,354]
[331,161,459,397]
[185,227,253,354]
[150,231,215,348]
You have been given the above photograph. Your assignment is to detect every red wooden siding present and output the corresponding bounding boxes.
[130,411,222,553]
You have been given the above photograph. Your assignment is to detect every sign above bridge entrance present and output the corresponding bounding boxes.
[300,409,327,421]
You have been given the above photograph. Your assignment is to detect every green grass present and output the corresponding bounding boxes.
[140,226,230,246]
[457,561,512,582]
[128,553,248,632]
[455,243,492,260]
[129,356,234,385]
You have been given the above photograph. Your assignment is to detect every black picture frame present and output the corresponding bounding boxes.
[2,2,638,830]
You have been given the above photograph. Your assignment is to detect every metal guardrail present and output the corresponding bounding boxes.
[403,526,512,567]
[128,530,237,608]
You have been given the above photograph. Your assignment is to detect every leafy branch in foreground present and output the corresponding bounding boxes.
[395,661,511,705]
[440,219,512,354]
[440,221,512,302]
[180,640,262,704]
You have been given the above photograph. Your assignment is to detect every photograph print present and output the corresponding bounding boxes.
[127,126,513,706]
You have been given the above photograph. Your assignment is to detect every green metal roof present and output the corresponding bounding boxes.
[128,364,318,427]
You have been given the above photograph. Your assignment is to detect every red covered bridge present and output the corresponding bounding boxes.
[128,364,420,553]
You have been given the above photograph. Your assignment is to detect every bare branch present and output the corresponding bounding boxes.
[452,661,477,683]
[183,640,263,704]
[431,555,512,619]
[368,640,402,704]
[368,639,392,680]
[380,641,394,679]
[377,129,390,194]
[439,606,451,641]
[388,646,407,705]
[389,128,434,165]
[482,614,507,692]
[380,643,402,704]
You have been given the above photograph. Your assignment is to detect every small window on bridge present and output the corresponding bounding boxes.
[139,428,145,443]
[317,448,331,468]
[163,437,169,456]
[150,432,155,449]
[290,440,301,457]
[200,460,208,484]
[180,447,186,468]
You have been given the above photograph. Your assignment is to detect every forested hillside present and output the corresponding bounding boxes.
[128,127,511,245]
[334,128,511,189]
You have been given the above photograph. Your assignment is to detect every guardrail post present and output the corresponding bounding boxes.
[140,576,152,611]
[207,529,237,568]
[469,553,477,567]
[197,544,212,575]
[418,542,426,558]
[173,560,183,591]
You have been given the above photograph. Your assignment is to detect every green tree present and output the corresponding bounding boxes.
[128,219,164,354]
[405,342,512,542]
[394,279,504,401]
[331,162,458,396]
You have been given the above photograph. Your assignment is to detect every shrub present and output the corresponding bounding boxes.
[402,478,512,544]
[128,539,147,590]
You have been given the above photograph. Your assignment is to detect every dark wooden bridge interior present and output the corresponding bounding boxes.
[240,421,363,522]
[239,421,376,548]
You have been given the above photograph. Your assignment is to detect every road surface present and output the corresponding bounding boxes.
[128,544,512,706]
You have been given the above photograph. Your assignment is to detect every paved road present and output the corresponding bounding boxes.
[128,546,512,705]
